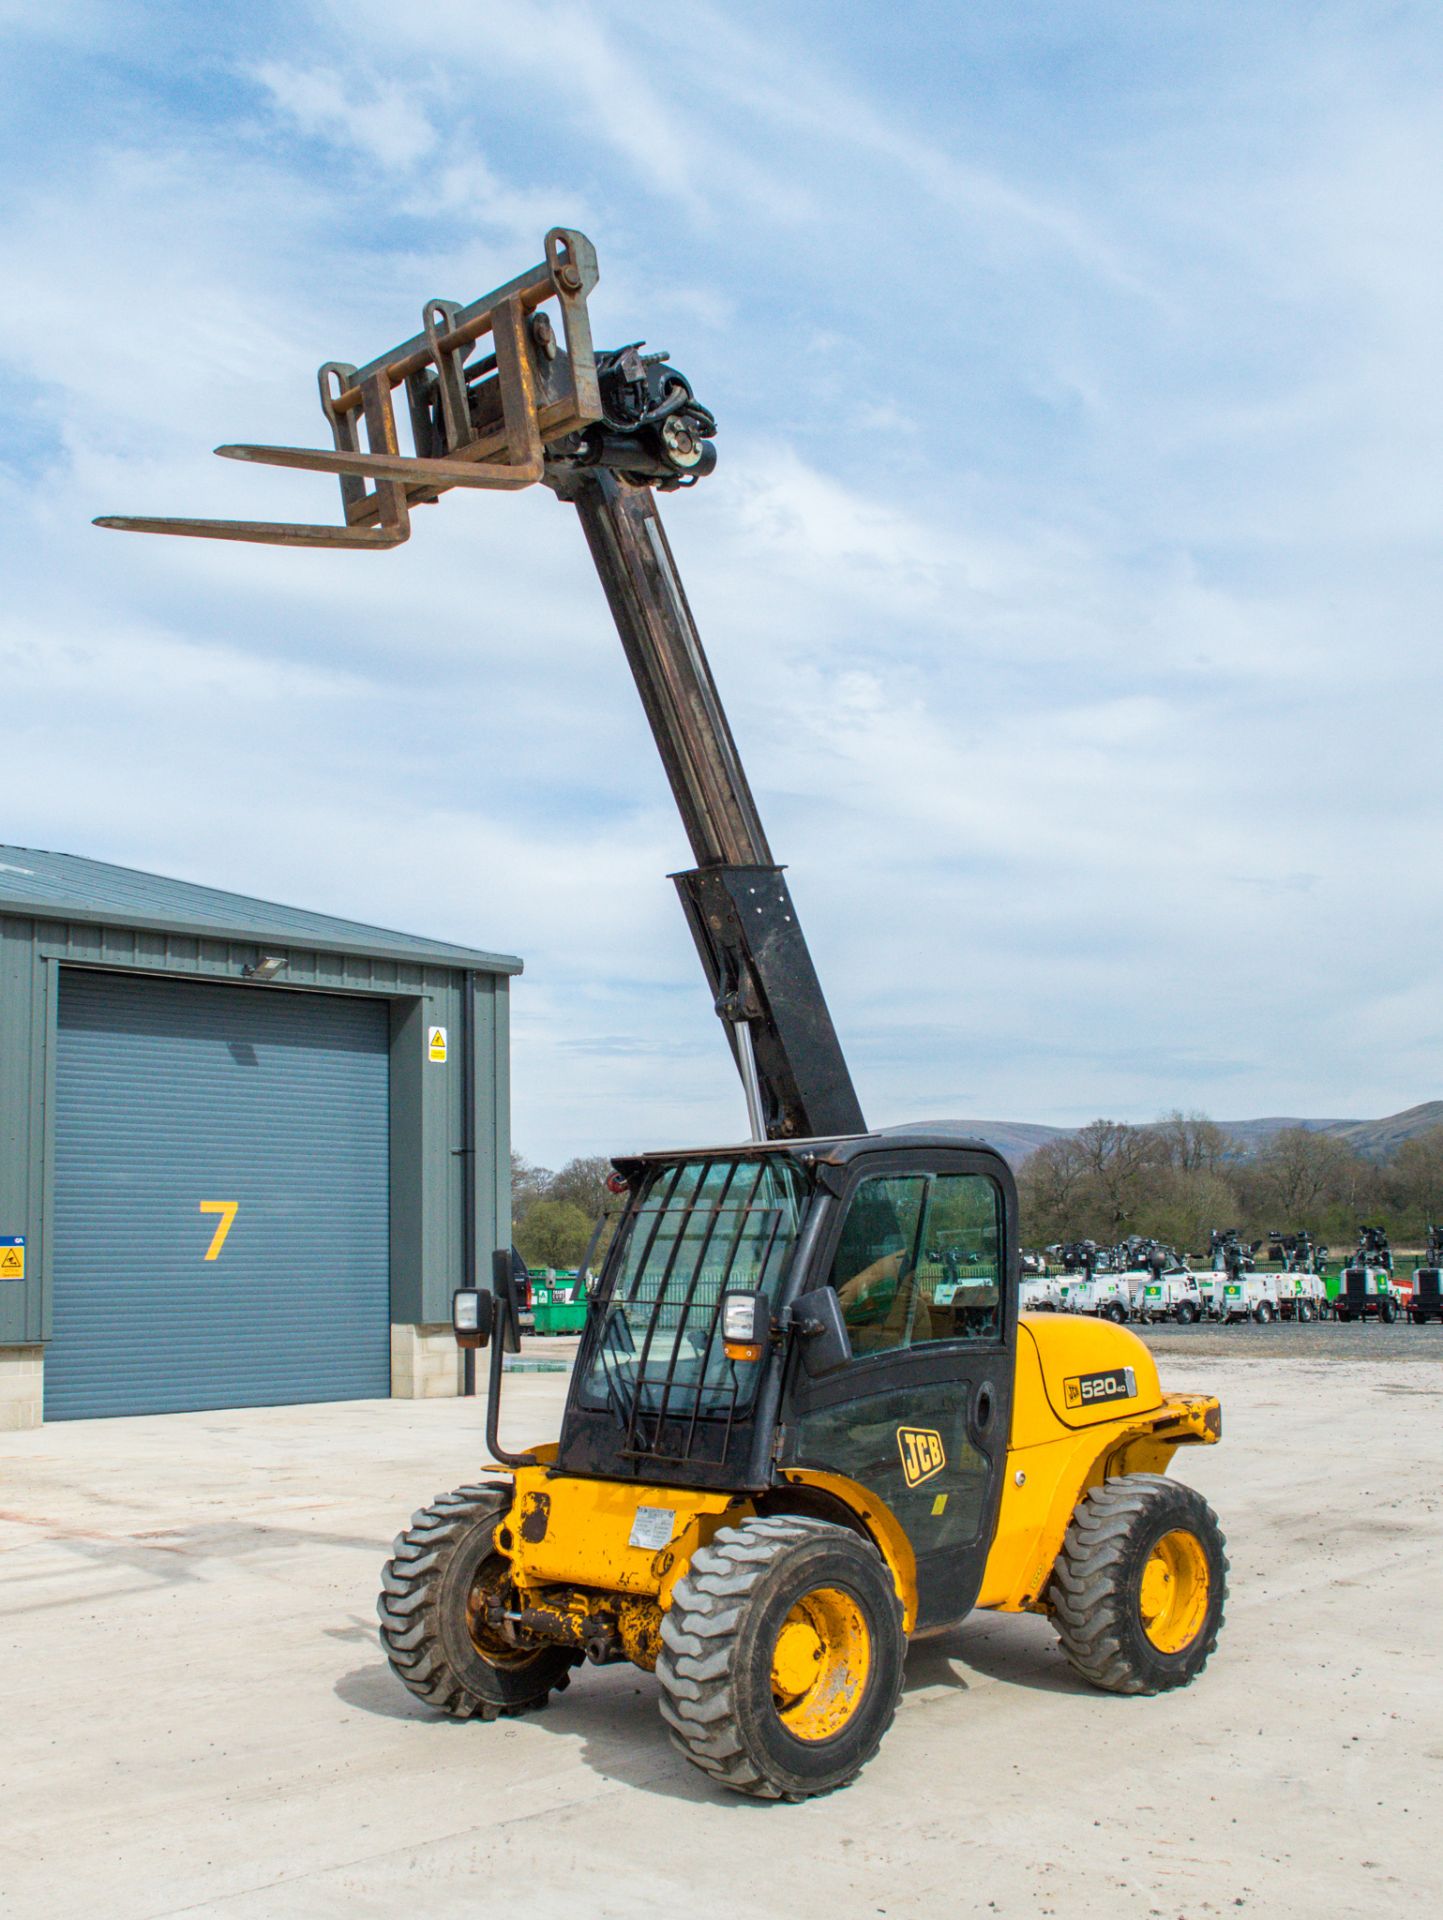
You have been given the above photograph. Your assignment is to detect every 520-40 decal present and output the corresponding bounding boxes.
[1063,1365,1136,1409]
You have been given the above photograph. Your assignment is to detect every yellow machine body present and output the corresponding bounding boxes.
[489,1314,1219,1662]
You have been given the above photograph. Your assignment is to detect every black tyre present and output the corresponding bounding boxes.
[1102,1299,1128,1325]
[378,1486,575,1719]
[1296,1300,1314,1323]
[1378,1297,1398,1324]
[1175,1300,1198,1325]
[1335,1308,1352,1323]
[656,1515,904,1801]
[1253,1300,1275,1324]
[1050,1473,1227,1695]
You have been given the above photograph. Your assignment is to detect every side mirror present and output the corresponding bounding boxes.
[492,1247,523,1354]
[790,1285,852,1377]
[452,1287,495,1349]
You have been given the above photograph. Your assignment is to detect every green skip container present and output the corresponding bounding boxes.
[531,1271,588,1336]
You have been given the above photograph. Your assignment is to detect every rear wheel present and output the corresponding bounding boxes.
[378,1486,575,1719]
[1296,1300,1314,1323]
[1049,1473,1227,1695]
[657,1515,904,1800]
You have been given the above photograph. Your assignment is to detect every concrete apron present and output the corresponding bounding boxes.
[0,1351,1438,1920]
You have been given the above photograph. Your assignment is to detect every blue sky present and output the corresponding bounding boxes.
[3,1,1441,1164]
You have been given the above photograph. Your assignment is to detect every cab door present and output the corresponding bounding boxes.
[780,1149,1016,1631]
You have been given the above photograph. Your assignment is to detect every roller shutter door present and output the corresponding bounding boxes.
[46,970,391,1419]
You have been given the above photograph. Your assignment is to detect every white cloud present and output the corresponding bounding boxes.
[252,63,439,170]
[3,1,1442,1160]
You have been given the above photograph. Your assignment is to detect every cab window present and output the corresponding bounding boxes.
[829,1170,1002,1355]
[918,1172,1002,1341]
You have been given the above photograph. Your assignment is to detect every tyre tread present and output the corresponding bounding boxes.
[377,1485,565,1720]
[655,1516,903,1801]
[1049,1473,1228,1696]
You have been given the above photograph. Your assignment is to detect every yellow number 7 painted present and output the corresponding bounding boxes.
[200,1200,239,1261]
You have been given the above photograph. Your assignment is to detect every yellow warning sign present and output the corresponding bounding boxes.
[0,1239,25,1280]
[427,1025,448,1064]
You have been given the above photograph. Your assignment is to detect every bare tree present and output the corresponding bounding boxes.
[1154,1110,1232,1176]
[511,1151,554,1227]
[1017,1134,1090,1241]
[1237,1127,1367,1233]
[1388,1126,1443,1237]
[548,1155,616,1222]
[1072,1119,1163,1238]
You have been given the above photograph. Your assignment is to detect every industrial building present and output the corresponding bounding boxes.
[0,846,519,1427]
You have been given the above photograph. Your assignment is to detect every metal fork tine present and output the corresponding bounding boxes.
[92,515,406,548]
[213,442,541,492]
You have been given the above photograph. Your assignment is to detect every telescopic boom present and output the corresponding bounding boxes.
[97,227,864,1142]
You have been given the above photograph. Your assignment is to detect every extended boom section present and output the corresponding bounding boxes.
[568,474,864,1141]
[97,226,863,1143]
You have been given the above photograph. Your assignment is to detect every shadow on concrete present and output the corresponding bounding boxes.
[333,1614,1087,1801]
[335,1656,791,1807]
[939,1611,1091,1697]
[334,1661,438,1722]
[898,1637,970,1698]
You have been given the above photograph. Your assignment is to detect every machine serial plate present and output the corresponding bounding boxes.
[628,1505,677,1550]
[1063,1366,1137,1409]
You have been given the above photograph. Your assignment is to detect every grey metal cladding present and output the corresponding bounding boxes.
[0,844,521,975]
[45,971,391,1418]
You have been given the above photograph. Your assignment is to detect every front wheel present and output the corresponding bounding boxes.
[378,1487,575,1719]
[657,1516,904,1801]
[1049,1474,1227,1695]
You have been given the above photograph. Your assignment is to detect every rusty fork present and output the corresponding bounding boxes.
[95,228,602,550]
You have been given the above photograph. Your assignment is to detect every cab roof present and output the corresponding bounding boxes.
[615,1122,1002,1174]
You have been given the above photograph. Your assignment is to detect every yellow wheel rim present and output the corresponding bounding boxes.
[769,1585,871,1742]
[1138,1528,1211,1654]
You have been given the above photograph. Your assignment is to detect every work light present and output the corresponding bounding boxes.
[722,1290,768,1363]
[451,1287,494,1348]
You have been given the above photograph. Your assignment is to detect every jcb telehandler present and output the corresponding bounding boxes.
[99,228,1228,1801]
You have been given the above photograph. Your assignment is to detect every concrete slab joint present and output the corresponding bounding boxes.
[390,1323,462,1399]
[0,1345,43,1430]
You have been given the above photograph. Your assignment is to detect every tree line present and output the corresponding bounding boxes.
[511,1153,619,1270]
[512,1117,1443,1271]
[1017,1113,1443,1256]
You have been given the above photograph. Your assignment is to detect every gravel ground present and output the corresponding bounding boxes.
[1134,1318,1443,1361]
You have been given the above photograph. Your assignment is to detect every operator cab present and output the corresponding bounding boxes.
[559,1126,1018,1627]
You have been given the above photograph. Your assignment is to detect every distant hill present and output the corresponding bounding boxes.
[1333,1102,1443,1159]
[921,1104,1443,1169]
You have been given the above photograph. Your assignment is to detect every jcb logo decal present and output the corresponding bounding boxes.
[897,1426,946,1487]
[1063,1366,1136,1409]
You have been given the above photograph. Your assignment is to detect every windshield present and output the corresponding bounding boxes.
[577,1155,808,1447]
